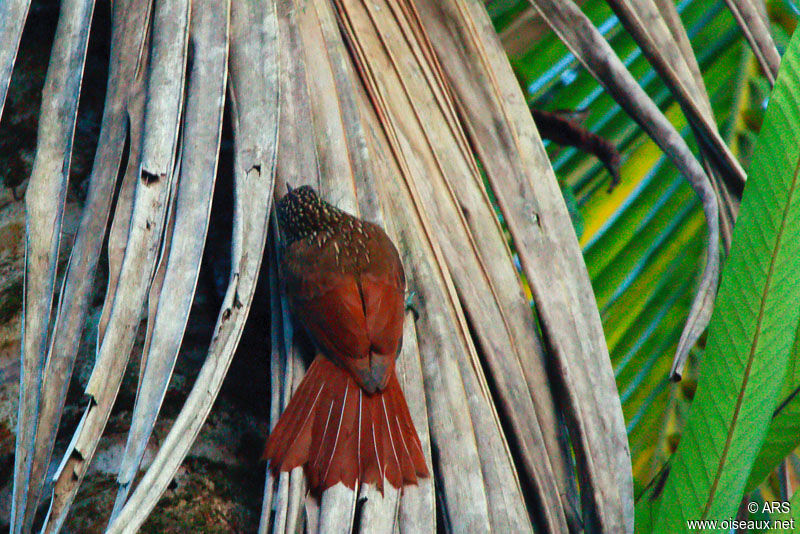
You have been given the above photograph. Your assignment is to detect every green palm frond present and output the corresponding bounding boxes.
[488,0,798,515]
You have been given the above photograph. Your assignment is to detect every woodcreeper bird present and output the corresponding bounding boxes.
[263,185,429,492]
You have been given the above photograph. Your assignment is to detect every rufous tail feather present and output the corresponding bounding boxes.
[263,355,428,493]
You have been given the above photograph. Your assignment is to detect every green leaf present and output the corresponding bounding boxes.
[635,466,670,534]
[653,27,800,531]
[745,319,800,491]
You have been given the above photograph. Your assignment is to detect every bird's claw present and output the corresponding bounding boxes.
[405,290,420,321]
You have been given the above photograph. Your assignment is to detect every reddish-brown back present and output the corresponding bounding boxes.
[279,189,406,393]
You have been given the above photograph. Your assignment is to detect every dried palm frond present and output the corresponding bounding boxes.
[0,0,32,118]
[12,1,95,531]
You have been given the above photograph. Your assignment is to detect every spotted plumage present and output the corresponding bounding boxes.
[276,185,399,280]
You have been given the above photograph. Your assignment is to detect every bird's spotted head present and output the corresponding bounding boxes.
[277,185,344,244]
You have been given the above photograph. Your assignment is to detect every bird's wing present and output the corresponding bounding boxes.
[283,247,371,366]
[360,270,405,356]
[360,226,406,356]
[282,235,405,390]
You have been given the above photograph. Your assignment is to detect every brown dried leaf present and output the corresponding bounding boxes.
[41,1,190,530]
[12,0,95,531]
[104,0,280,530]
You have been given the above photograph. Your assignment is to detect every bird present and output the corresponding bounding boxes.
[263,185,429,493]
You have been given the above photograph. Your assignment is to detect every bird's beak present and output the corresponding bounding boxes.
[286,182,294,194]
